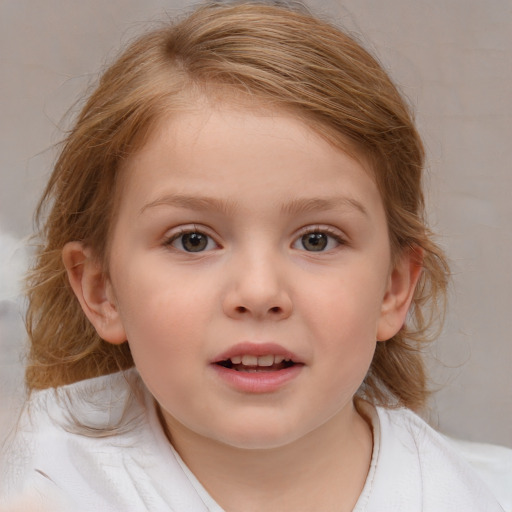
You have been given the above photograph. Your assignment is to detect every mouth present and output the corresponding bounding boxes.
[215,354,298,372]
[211,343,303,392]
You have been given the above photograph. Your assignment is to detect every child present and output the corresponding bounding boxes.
[0,2,506,511]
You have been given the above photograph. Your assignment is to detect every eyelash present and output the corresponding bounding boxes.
[163,226,220,253]
[293,226,346,252]
[163,225,346,253]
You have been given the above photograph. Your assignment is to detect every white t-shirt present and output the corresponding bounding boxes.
[0,369,507,511]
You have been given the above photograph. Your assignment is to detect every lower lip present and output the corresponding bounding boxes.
[211,364,303,393]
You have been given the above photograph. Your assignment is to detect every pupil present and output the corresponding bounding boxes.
[302,233,327,251]
[182,232,207,252]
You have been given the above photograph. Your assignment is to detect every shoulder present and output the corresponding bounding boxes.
[361,405,506,512]
[445,436,512,511]
[0,370,142,509]
[0,473,81,512]
[0,369,215,511]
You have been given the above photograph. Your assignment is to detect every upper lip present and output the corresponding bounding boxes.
[212,342,302,364]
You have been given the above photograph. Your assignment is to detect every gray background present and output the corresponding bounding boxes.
[1,0,511,447]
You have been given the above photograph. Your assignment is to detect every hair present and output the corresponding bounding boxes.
[25,0,449,411]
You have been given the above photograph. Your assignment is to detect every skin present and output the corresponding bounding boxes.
[64,103,421,511]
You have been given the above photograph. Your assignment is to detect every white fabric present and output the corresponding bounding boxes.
[0,369,508,511]
[352,402,509,511]
[446,437,512,511]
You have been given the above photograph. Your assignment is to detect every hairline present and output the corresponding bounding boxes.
[101,84,382,272]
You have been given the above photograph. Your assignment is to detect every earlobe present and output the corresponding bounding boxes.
[376,247,423,342]
[62,242,127,345]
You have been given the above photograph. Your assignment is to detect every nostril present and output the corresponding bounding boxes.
[235,306,248,313]
[269,306,281,314]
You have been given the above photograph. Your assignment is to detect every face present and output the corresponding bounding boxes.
[99,104,408,450]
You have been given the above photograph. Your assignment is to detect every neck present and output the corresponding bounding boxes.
[160,402,373,512]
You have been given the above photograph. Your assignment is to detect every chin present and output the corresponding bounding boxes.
[209,420,311,451]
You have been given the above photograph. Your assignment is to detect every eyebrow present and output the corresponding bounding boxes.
[280,197,368,217]
[140,194,238,216]
[140,194,368,217]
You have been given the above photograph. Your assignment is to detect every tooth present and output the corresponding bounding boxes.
[257,355,274,367]
[241,355,258,366]
[274,356,284,364]
[231,355,242,364]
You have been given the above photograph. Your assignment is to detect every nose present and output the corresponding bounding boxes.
[222,252,293,321]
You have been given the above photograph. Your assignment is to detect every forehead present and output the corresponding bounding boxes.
[116,103,383,219]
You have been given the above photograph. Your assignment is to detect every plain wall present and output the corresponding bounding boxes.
[0,0,511,447]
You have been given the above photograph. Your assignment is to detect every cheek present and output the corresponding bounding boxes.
[111,261,211,358]
[117,281,207,408]
[302,271,385,385]
[121,292,200,344]
[306,271,387,338]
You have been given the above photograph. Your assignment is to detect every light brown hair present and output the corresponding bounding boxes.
[25,1,449,410]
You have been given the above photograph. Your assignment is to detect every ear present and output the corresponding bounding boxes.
[376,247,423,342]
[62,242,127,345]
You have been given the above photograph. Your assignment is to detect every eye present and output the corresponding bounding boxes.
[293,229,344,252]
[166,230,218,253]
